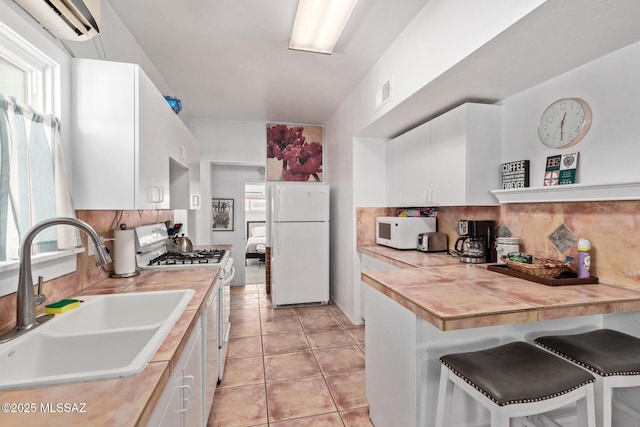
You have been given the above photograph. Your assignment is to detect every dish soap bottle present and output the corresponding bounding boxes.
[577,239,591,278]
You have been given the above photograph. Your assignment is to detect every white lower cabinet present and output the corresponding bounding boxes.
[148,317,203,427]
[359,254,400,321]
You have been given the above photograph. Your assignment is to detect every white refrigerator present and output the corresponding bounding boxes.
[270,183,330,307]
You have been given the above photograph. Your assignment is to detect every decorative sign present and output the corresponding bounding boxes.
[501,160,530,189]
[544,153,578,186]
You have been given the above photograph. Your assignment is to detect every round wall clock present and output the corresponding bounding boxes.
[537,98,592,149]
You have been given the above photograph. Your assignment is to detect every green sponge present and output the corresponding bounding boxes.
[45,299,81,315]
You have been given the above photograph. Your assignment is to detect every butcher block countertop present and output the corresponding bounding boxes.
[0,267,220,427]
[359,244,640,331]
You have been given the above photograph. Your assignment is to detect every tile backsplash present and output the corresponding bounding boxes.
[357,200,640,289]
[0,210,173,333]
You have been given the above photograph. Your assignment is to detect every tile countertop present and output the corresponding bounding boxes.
[359,244,640,332]
[0,267,220,427]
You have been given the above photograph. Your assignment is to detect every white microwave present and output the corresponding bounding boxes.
[376,216,437,249]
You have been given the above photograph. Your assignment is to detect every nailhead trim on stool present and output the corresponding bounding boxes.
[535,328,640,376]
[436,341,596,426]
[535,328,640,427]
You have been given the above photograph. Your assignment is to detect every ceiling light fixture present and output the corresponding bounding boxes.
[288,0,359,54]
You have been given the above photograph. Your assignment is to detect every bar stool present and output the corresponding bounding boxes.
[535,328,640,427]
[436,341,596,427]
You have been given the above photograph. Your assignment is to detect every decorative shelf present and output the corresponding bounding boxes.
[491,182,640,204]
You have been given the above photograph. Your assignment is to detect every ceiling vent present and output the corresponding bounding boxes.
[14,0,101,41]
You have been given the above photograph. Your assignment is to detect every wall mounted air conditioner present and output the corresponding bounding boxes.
[14,0,101,41]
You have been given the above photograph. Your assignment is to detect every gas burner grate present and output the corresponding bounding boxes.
[148,249,226,266]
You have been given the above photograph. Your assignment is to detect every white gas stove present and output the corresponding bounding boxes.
[134,223,230,271]
[133,223,235,387]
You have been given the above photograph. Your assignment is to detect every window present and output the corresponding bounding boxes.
[245,183,266,212]
[0,21,56,114]
[245,198,266,212]
[0,20,79,298]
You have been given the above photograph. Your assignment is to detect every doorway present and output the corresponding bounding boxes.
[244,182,266,284]
[209,164,264,286]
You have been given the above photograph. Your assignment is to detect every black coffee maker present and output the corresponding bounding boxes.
[454,220,495,264]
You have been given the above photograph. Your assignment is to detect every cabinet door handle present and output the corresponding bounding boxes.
[149,186,165,203]
[178,384,192,412]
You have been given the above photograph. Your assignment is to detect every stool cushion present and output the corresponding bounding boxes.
[535,329,640,376]
[440,341,594,406]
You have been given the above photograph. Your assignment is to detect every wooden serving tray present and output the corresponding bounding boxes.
[487,264,599,286]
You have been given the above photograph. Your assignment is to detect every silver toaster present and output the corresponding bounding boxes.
[417,232,448,252]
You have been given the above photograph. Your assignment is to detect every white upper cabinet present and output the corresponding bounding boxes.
[386,122,430,206]
[386,103,501,207]
[71,58,199,210]
[430,103,501,206]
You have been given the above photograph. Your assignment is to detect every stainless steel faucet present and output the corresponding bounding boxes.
[0,217,112,343]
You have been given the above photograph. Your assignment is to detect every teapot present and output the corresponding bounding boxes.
[168,234,193,253]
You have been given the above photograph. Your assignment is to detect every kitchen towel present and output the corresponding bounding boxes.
[113,228,136,275]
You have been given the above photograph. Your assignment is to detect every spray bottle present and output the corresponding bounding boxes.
[577,239,591,279]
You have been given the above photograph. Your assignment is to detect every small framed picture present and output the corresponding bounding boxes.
[212,198,234,231]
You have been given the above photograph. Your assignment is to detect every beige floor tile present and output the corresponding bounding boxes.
[340,407,374,427]
[314,346,365,375]
[261,317,303,335]
[264,350,321,383]
[208,384,268,427]
[259,298,273,308]
[218,355,265,389]
[325,371,367,411]
[227,335,263,359]
[270,412,343,426]
[298,313,341,332]
[260,306,298,320]
[231,291,260,300]
[262,332,310,355]
[266,377,336,422]
[306,328,356,349]
[345,327,365,345]
[295,305,333,317]
[333,311,357,327]
[230,308,261,322]
[229,319,262,338]
[231,298,260,310]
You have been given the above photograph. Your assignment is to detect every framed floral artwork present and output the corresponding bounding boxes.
[266,123,323,181]
[212,198,234,231]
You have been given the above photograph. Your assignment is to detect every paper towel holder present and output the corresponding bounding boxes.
[109,269,140,278]
[108,225,141,278]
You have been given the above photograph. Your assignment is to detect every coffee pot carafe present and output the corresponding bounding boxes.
[454,220,495,264]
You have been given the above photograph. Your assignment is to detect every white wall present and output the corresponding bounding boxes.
[324,96,358,322]
[501,40,640,186]
[324,0,546,324]
[189,120,267,286]
[351,0,545,135]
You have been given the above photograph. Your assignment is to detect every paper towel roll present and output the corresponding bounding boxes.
[113,229,136,275]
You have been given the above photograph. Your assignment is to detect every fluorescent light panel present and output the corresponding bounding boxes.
[289,0,359,54]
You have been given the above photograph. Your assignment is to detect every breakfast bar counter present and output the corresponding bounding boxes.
[358,244,640,426]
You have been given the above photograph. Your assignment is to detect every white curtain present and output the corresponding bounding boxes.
[0,95,79,262]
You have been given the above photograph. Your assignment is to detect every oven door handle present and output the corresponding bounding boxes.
[221,265,235,286]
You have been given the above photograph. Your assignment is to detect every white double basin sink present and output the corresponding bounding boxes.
[0,289,195,390]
